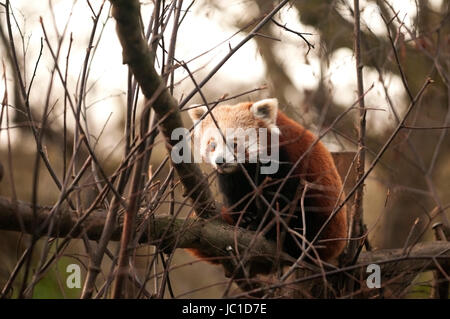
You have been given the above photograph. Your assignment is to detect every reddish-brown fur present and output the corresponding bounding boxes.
[188,102,347,270]
[274,111,347,261]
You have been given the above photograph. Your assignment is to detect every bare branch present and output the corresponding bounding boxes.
[0,196,448,296]
[109,0,217,218]
[344,0,368,266]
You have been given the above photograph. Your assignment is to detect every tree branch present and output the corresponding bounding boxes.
[109,0,217,218]
[346,0,368,264]
[0,196,288,266]
[1,196,449,291]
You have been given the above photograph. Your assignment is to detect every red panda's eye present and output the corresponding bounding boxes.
[209,141,216,152]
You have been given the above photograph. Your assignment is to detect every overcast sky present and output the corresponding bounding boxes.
[0,0,443,152]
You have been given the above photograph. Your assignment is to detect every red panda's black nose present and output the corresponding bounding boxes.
[215,156,225,166]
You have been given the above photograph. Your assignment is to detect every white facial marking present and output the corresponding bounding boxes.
[189,99,281,174]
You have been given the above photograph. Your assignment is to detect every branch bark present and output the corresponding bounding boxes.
[1,195,449,294]
[109,0,217,218]
[346,0,368,265]
[0,196,287,266]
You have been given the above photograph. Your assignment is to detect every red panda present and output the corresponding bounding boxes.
[187,98,347,273]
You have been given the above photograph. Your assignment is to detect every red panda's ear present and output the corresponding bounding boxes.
[187,104,208,123]
[250,98,278,124]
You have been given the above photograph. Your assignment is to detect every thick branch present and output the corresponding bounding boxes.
[109,0,217,218]
[1,196,449,282]
[0,196,285,265]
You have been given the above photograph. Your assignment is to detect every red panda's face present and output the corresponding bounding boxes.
[188,98,280,174]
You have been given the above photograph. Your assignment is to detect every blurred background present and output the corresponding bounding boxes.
[0,0,449,298]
